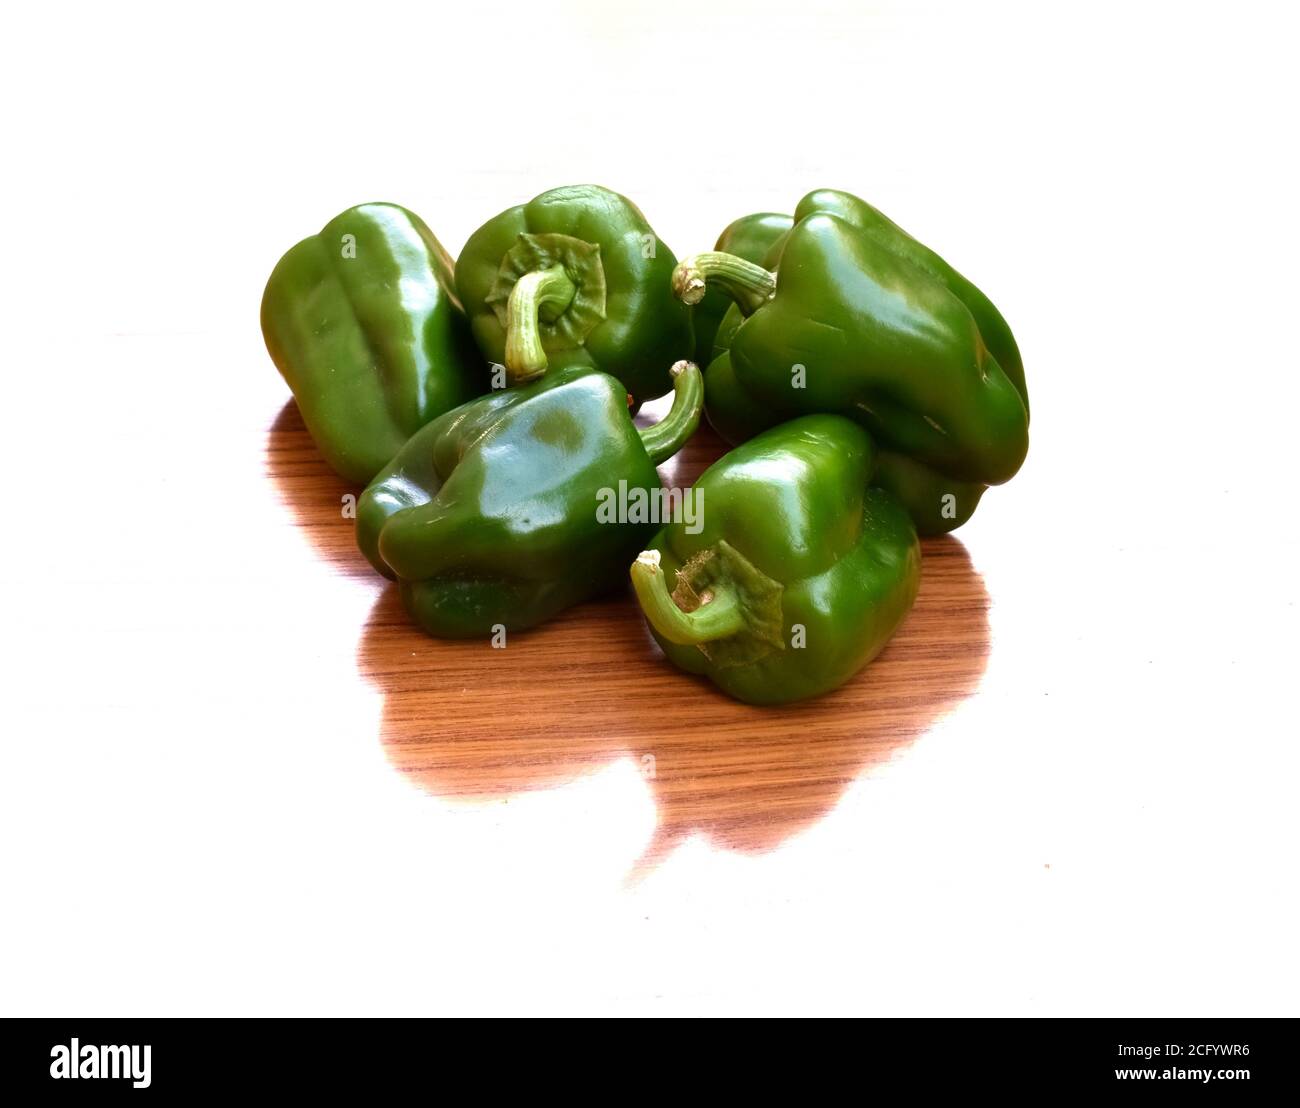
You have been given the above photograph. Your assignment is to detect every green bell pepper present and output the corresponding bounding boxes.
[674,188,1029,490]
[454,185,694,405]
[690,212,792,367]
[357,361,703,638]
[261,202,485,485]
[630,415,920,705]
[702,342,987,535]
[763,189,1027,409]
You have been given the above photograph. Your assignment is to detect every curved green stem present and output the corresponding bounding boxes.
[671,252,776,316]
[630,550,747,645]
[638,360,703,465]
[504,264,577,381]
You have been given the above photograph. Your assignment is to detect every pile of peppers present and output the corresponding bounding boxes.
[262,185,1027,705]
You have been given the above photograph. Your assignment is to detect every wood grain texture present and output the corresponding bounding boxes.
[266,399,989,870]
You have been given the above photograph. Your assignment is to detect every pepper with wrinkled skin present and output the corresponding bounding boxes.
[357,361,703,639]
[261,203,485,485]
[630,415,920,705]
[690,212,792,367]
[455,185,694,406]
[674,189,1029,498]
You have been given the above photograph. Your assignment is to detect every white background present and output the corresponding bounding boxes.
[2,0,1297,1015]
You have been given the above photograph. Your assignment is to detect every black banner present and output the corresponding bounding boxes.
[2,1017,1292,1094]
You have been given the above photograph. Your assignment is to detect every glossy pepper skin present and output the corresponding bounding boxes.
[261,203,484,485]
[357,361,703,639]
[630,415,920,705]
[702,325,988,535]
[674,189,1030,491]
[690,212,792,367]
[454,185,694,406]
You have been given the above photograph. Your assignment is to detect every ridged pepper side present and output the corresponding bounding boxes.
[261,202,485,484]
[675,189,1029,529]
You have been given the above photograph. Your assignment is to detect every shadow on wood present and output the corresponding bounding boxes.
[264,401,371,575]
[267,396,991,872]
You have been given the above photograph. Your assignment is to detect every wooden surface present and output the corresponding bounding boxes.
[267,400,990,873]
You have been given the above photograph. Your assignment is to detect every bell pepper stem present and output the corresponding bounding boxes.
[630,550,747,645]
[671,252,776,316]
[638,360,703,465]
[504,264,577,382]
